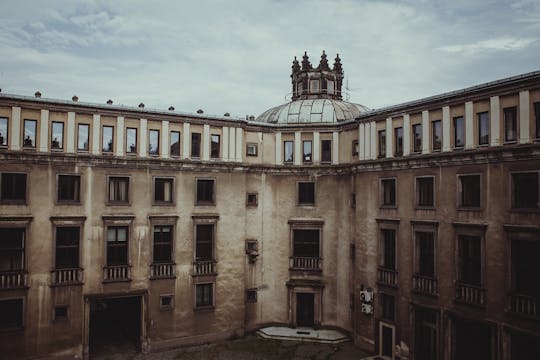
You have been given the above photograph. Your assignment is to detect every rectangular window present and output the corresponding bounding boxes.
[512,172,539,209]
[108,176,129,203]
[478,112,489,145]
[413,124,422,153]
[23,119,36,148]
[154,178,173,203]
[459,174,481,208]
[378,130,386,157]
[352,140,359,157]
[504,106,518,142]
[195,224,213,261]
[284,140,293,163]
[511,239,540,297]
[326,80,334,94]
[293,229,320,258]
[160,295,174,310]
[458,235,482,286]
[0,299,23,330]
[126,128,137,154]
[149,129,159,155]
[381,229,396,270]
[153,226,172,264]
[432,120,442,151]
[535,102,540,139]
[321,139,332,163]
[0,117,7,146]
[57,175,80,202]
[310,79,320,92]
[416,231,435,277]
[54,306,68,321]
[51,121,64,150]
[298,181,315,205]
[246,193,258,207]
[394,127,403,156]
[195,283,213,308]
[1,173,26,202]
[381,293,395,321]
[381,178,396,206]
[416,176,434,207]
[246,143,258,156]
[102,125,114,152]
[55,227,80,269]
[246,289,258,303]
[302,140,312,163]
[191,132,201,158]
[196,179,214,204]
[106,226,128,266]
[454,116,464,148]
[77,124,89,151]
[170,131,180,157]
[0,228,25,272]
[211,134,220,158]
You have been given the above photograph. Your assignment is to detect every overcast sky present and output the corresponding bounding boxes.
[0,0,539,118]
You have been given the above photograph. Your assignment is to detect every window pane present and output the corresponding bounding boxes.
[417,177,434,206]
[535,102,540,139]
[382,229,396,270]
[58,175,80,202]
[512,172,539,209]
[0,299,23,329]
[303,141,312,162]
[382,179,396,206]
[1,173,26,201]
[395,127,403,156]
[126,128,137,153]
[196,179,214,203]
[454,116,464,148]
[478,112,489,145]
[298,182,315,204]
[191,133,201,157]
[460,175,481,207]
[417,232,434,277]
[149,129,159,155]
[284,141,293,162]
[432,121,441,150]
[55,227,79,269]
[170,131,180,156]
[51,122,63,149]
[293,229,319,257]
[459,235,481,285]
[378,130,386,157]
[155,178,173,203]
[102,126,113,152]
[196,224,213,260]
[23,120,36,147]
[77,124,89,151]
[0,117,8,146]
[504,107,517,142]
[321,140,332,162]
[0,228,25,271]
[211,134,220,158]
[413,124,422,152]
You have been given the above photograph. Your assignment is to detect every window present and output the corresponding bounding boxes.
[535,102,540,140]
[191,132,201,157]
[160,295,174,310]
[1,173,26,202]
[352,140,359,157]
[293,229,320,259]
[154,178,173,203]
[380,293,395,321]
[55,227,79,269]
[126,128,137,154]
[378,130,386,157]
[51,122,63,150]
[284,140,293,163]
[326,80,335,94]
[413,124,422,153]
[310,79,320,92]
[153,226,173,264]
[211,134,220,158]
[432,120,442,151]
[195,283,213,308]
[302,140,312,163]
[57,175,80,202]
[478,112,489,145]
[454,116,464,148]
[77,124,89,151]
[394,127,403,156]
[321,139,332,163]
[170,131,180,156]
[512,172,539,209]
[108,176,129,203]
[246,289,258,303]
[106,226,128,265]
[102,125,113,152]
[459,174,481,208]
[0,117,7,146]
[457,235,482,286]
[23,119,36,148]
[298,181,315,205]
[195,224,213,261]
[53,306,68,321]
[246,143,258,156]
[504,106,518,142]
[246,193,258,207]
[0,299,23,330]
[149,129,159,155]
[381,178,396,207]
[380,229,396,270]
[511,239,540,298]
[351,193,356,208]
[416,176,434,207]
[0,228,25,272]
[415,232,435,278]
[196,179,214,205]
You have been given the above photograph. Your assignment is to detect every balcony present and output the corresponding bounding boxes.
[0,270,28,289]
[377,267,398,287]
[192,260,216,276]
[103,265,131,282]
[289,257,322,272]
[51,268,83,286]
[412,274,438,296]
[455,281,486,307]
[150,263,176,279]
[509,293,540,320]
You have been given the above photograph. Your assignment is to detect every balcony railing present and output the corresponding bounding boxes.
[377,267,398,287]
[51,268,83,286]
[509,293,540,320]
[289,257,322,271]
[412,274,438,296]
[193,260,216,276]
[150,263,176,279]
[0,270,28,289]
[455,281,486,306]
[103,265,131,282]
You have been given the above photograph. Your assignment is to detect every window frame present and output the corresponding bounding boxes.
[504,106,518,143]
[321,139,332,163]
[0,297,25,331]
[77,123,90,152]
[210,134,220,159]
[432,120,442,151]
[0,172,27,204]
[378,130,386,158]
[378,225,397,271]
[297,181,315,206]
[380,177,397,208]
[102,125,114,153]
[152,224,174,265]
[126,127,138,155]
[412,123,422,153]
[53,225,81,270]
[284,140,294,163]
[352,140,359,157]
[246,142,258,157]
[477,112,490,146]
[106,175,130,205]
[51,121,64,150]
[412,224,438,279]
[394,127,403,156]
[153,176,175,205]
[380,292,395,322]
[415,175,435,209]
[53,305,69,322]
[195,178,215,205]
[455,227,485,288]
[302,140,312,163]
[194,282,214,309]
[246,192,258,207]
[0,227,26,273]
[170,130,181,157]
[457,173,482,210]
[148,129,160,156]
[453,116,465,149]
[510,170,540,211]
[56,174,81,204]
[534,101,540,140]
[105,225,130,267]
[191,132,201,158]
[159,294,174,310]
[23,119,37,149]
[0,117,8,147]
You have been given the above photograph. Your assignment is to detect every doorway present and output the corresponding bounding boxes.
[89,296,141,357]
[453,319,492,360]
[415,308,438,360]
[379,322,395,359]
[296,293,314,327]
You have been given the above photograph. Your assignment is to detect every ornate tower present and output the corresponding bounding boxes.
[290,51,344,101]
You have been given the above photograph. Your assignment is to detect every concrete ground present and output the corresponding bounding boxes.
[92,335,371,360]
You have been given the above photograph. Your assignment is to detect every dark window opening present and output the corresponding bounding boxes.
[535,102,540,140]
[298,181,315,205]
[153,226,172,264]
[160,295,173,309]
[196,179,214,204]
[211,134,220,158]
[512,172,539,209]
[55,227,80,269]
[246,143,258,156]
[77,124,89,151]
[170,131,180,156]
[454,116,464,148]
[195,224,213,261]
[378,130,386,157]
[246,289,257,303]
[196,283,213,307]
[321,139,332,163]
[106,226,128,266]
[1,173,27,202]
[302,140,312,163]
[381,293,395,321]
[504,106,518,142]
[126,128,137,154]
[395,127,403,156]
[284,140,293,163]
[51,122,64,149]
[458,235,482,286]
[512,239,540,298]
[382,178,396,206]
[108,177,129,203]
[415,308,438,360]
[432,120,442,151]
[351,193,356,208]
[416,177,434,207]
[0,299,23,330]
[148,129,159,155]
[352,140,359,156]
[54,306,68,320]
[0,117,8,146]
[191,132,201,158]
[413,124,422,153]
[381,229,396,270]
[58,175,80,202]
[478,112,489,145]
[416,231,435,277]
[154,178,173,203]
[102,126,114,153]
[246,193,258,207]
[293,229,320,258]
[0,228,25,272]
[459,175,481,208]
[23,119,36,148]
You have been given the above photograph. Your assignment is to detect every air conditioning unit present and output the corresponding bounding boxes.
[361,303,373,315]
[360,289,373,303]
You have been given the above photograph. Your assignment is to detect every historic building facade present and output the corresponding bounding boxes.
[0,52,539,359]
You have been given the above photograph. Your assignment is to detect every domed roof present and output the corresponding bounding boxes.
[256,98,370,124]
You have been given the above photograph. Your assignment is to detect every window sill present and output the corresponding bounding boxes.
[509,208,540,213]
[106,202,131,206]
[126,152,137,156]
[77,150,89,153]
[380,205,397,209]
[194,305,215,312]
[415,206,435,210]
[56,201,82,206]
[0,200,27,205]
[153,201,175,207]
[195,202,215,206]
[457,206,483,212]
[23,147,36,151]
[297,203,316,207]
[51,148,64,152]
[503,140,518,145]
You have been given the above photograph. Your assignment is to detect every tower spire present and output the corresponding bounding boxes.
[301,51,312,70]
[319,50,330,71]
